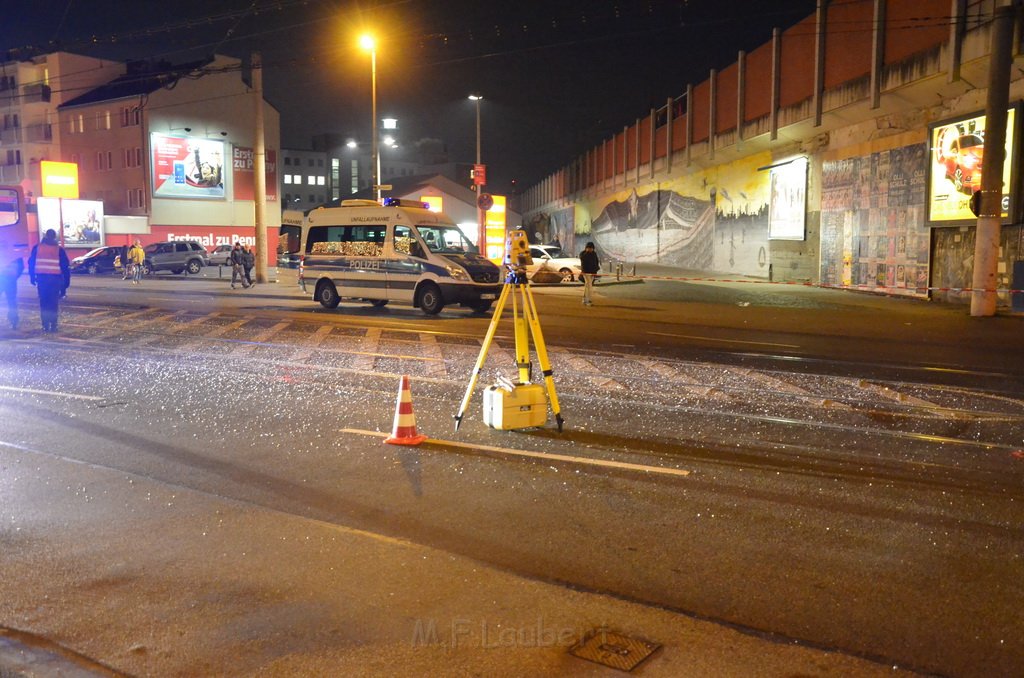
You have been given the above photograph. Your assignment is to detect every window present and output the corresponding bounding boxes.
[307,175,315,185]
[317,158,324,167]
[104,110,111,129]
[14,150,21,165]
[128,188,143,208]
[283,175,292,185]
[316,176,325,186]
[284,193,292,202]
[77,114,84,133]
[306,224,386,256]
[317,194,324,203]
[307,159,314,167]
[68,117,75,134]
[120,105,141,127]
[175,243,190,253]
[284,157,291,166]
[308,194,315,203]
[350,159,359,195]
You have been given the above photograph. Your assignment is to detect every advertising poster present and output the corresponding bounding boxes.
[928,109,1016,222]
[151,133,225,199]
[36,197,103,247]
[61,199,104,247]
[232,146,278,201]
[768,157,807,240]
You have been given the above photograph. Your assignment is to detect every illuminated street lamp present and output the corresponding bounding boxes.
[359,34,381,202]
[468,94,484,253]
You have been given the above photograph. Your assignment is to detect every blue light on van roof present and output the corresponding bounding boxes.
[383,198,430,209]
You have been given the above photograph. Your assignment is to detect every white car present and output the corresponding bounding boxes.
[526,245,582,283]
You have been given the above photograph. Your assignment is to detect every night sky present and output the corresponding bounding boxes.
[4,0,817,192]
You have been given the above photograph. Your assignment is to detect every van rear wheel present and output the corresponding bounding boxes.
[418,283,444,315]
[317,281,341,308]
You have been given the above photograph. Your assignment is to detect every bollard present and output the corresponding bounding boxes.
[615,263,623,281]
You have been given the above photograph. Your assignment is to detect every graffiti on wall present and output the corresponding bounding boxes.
[820,143,930,296]
[523,206,576,254]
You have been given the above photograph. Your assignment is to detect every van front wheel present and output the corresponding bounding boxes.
[317,281,341,309]
[418,283,444,315]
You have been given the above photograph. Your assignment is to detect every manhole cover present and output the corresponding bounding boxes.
[569,629,660,672]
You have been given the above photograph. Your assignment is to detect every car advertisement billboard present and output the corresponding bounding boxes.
[232,146,278,201]
[151,133,225,199]
[927,108,1018,223]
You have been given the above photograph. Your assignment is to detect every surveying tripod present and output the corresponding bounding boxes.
[453,263,564,432]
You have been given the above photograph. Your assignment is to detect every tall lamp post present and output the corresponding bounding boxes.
[359,34,380,202]
[468,94,484,254]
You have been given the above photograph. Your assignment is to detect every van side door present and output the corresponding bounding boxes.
[388,224,422,303]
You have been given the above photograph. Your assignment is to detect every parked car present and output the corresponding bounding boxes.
[525,244,582,283]
[208,244,234,266]
[69,246,122,275]
[142,241,208,275]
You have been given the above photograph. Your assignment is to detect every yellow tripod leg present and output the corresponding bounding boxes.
[454,284,512,430]
[522,283,564,432]
[513,284,531,383]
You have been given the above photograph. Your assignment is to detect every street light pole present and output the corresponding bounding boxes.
[360,35,379,202]
[469,94,484,255]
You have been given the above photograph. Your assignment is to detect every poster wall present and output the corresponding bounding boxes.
[927,108,1017,223]
[232,146,278,201]
[820,143,929,296]
[151,133,225,199]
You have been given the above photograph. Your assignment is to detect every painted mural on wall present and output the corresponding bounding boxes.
[585,152,773,276]
[820,143,929,297]
[523,205,576,254]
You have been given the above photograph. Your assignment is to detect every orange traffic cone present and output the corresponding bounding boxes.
[385,375,428,446]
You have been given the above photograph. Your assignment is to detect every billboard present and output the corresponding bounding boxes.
[151,133,225,199]
[232,146,278,201]
[37,197,104,248]
[768,157,807,240]
[40,161,80,199]
[927,108,1018,223]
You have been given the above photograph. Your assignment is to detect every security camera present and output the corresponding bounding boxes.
[220,131,228,137]
[183,127,191,132]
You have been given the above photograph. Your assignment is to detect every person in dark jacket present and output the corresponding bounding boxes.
[28,229,71,332]
[579,241,600,306]
[0,241,24,330]
[229,243,249,289]
[242,246,256,287]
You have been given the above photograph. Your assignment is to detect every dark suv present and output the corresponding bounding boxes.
[143,241,209,275]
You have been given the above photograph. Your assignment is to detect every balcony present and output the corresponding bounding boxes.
[21,83,51,104]
[25,123,52,143]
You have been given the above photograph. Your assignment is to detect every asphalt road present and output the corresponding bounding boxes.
[0,271,1022,676]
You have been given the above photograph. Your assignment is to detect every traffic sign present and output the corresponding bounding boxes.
[473,164,487,186]
[477,192,494,211]
[374,184,393,191]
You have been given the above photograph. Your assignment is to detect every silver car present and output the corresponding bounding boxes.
[526,245,582,283]
[142,241,209,275]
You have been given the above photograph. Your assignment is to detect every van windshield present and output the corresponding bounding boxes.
[416,224,478,254]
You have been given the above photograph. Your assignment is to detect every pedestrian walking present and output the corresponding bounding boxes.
[27,229,70,333]
[230,243,249,289]
[579,241,600,307]
[120,243,130,279]
[242,246,255,287]
[0,241,24,330]
[127,239,146,284]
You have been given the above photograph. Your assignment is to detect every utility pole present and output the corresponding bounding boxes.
[252,51,269,284]
[970,2,1015,316]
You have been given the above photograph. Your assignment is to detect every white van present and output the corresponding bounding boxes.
[278,199,503,315]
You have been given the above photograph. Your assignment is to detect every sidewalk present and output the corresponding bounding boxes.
[0,445,910,677]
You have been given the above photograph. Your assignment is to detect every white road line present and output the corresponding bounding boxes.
[647,331,800,349]
[726,366,847,409]
[291,325,334,362]
[340,428,691,478]
[558,352,624,390]
[0,385,104,401]
[639,359,723,398]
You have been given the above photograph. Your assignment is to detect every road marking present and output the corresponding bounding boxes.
[419,332,448,377]
[726,366,847,409]
[639,359,723,398]
[340,428,691,478]
[558,352,624,390]
[647,331,800,349]
[353,327,381,370]
[0,385,104,401]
